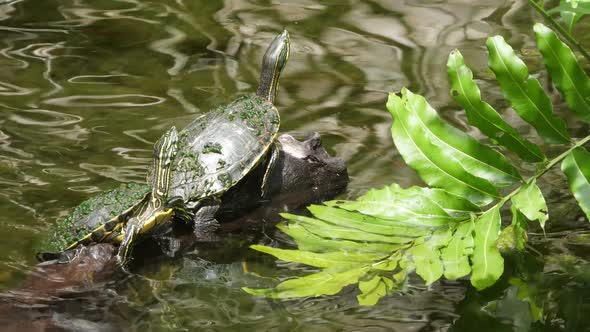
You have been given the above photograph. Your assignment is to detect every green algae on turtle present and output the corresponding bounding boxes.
[201,142,223,154]
[39,183,150,252]
[216,159,227,170]
[166,93,280,203]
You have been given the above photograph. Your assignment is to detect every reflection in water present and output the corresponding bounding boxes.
[43,94,166,107]
[0,0,588,330]
[9,108,82,126]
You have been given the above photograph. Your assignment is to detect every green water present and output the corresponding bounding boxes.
[1,0,590,330]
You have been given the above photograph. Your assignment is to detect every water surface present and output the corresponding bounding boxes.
[0,0,589,330]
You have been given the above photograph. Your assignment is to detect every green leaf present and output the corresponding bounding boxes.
[562,147,590,220]
[250,245,388,268]
[486,36,571,144]
[534,23,590,122]
[471,206,504,290]
[411,244,443,285]
[372,254,400,271]
[328,184,478,227]
[410,228,453,285]
[547,0,590,32]
[243,266,368,299]
[557,0,586,32]
[392,268,408,285]
[511,179,549,230]
[511,209,528,251]
[281,213,414,244]
[388,89,521,205]
[547,2,590,15]
[307,205,432,237]
[562,11,582,33]
[510,278,543,321]
[447,49,546,160]
[277,223,402,254]
[441,219,474,280]
[497,206,528,253]
[357,276,396,306]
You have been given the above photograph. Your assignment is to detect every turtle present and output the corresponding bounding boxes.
[42,30,290,269]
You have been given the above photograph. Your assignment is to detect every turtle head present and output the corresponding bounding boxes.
[153,126,178,166]
[115,127,181,269]
[256,29,290,103]
[151,126,179,209]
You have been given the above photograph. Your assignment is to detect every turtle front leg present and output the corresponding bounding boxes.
[191,198,221,240]
[116,223,141,272]
[260,141,280,200]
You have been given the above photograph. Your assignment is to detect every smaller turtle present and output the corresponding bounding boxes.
[43,30,291,270]
[54,127,181,265]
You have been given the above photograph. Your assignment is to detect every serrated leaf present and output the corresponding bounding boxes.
[511,179,548,230]
[441,219,474,280]
[471,206,504,290]
[277,223,402,254]
[562,147,590,220]
[330,184,479,226]
[410,228,453,285]
[243,266,368,299]
[307,205,432,237]
[357,276,396,306]
[534,23,590,122]
[447,49,546,160]
[388,89,521,205]
[250,245,387,268]
[486,36,571,144]
[281,213,413,244]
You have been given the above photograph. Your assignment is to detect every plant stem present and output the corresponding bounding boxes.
[498,134,590,206]
[528,0,590,63]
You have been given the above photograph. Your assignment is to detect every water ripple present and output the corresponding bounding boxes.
[43,94,165,107]
[79,163,146,182]
[0,0,576,331]
[0,80,35,95]
[9,109,82,126]
[149,26,189,76]
[51,0,160,27]
[112,147,151,162]
[68,73,134,85]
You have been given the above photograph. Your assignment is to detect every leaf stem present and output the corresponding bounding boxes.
[498,134,590,207]
[528,0,590,63]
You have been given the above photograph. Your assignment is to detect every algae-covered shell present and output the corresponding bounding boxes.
[165,94,279,203]
[40,183,150,252]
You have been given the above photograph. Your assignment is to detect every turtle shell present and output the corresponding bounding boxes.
[167,94,279,203]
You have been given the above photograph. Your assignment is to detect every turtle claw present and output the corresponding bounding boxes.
[36,251,61,263]
[116,264,132,275]
[115,256,133,274]
[36,246,84,264]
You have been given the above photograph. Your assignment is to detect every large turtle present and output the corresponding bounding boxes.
[49,30,290,269]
